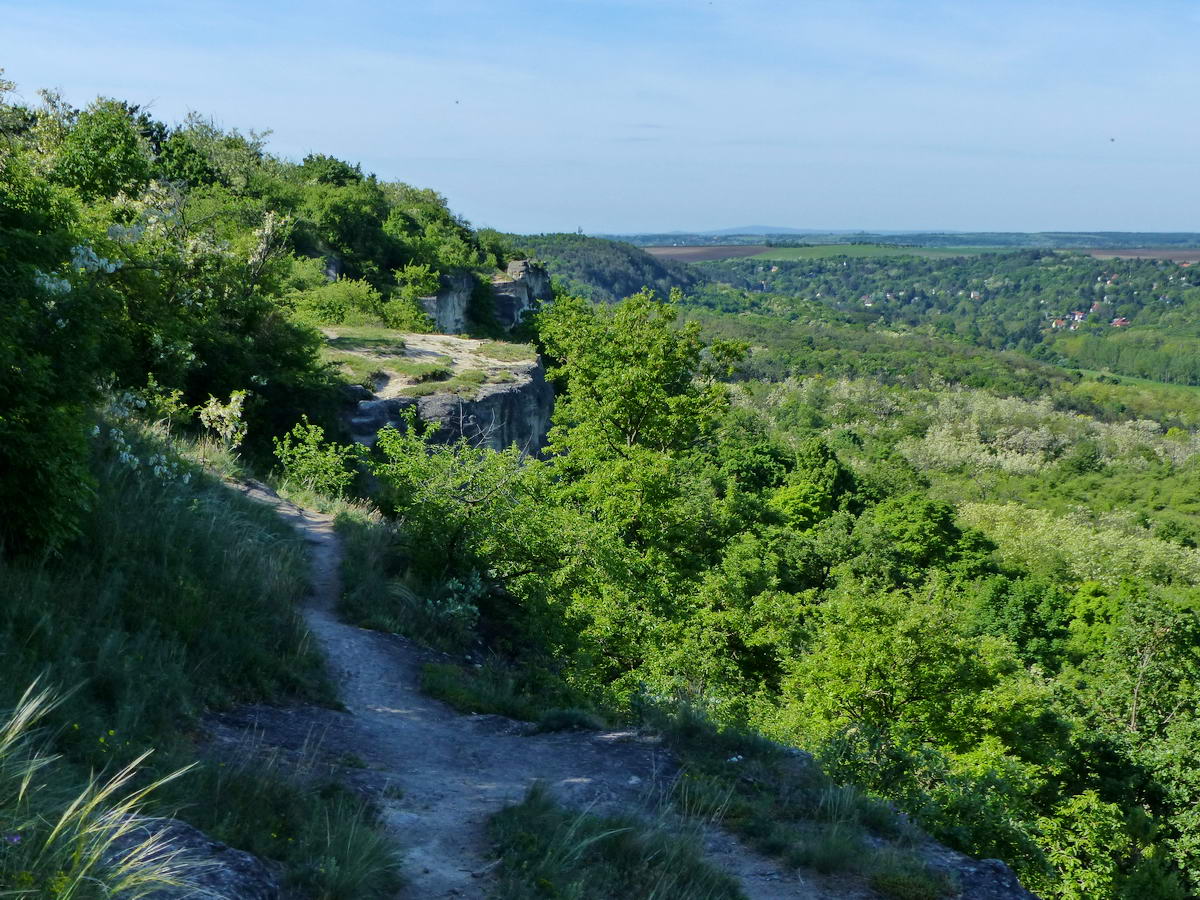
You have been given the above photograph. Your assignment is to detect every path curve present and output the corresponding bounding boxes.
[222,479,832,899]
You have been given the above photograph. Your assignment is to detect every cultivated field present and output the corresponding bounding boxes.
[647,243,1005,262]
[1082,248,1200,263]
[644,244,770,261]
[751,244,1006,260]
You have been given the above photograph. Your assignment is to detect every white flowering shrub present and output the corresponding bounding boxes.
[69,243,121,274]
[198,390,249,450]
[959,502,1200,587]
[891,390,1200,474]
[32,271,72,295]
[430,573,484,637]
[92,421,192,486]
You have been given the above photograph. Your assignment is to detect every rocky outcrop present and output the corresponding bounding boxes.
[491,259,553,330]
[419,261,551,335]
[322,253,345,280]
[110,817,279,899]
[417,358,554,453]
[921,841,1039,899]
[420,271,475,334]
[345,357,554,454]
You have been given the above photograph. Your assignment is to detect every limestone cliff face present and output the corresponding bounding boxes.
[419,260,551,335]
[491,260,553,331]
[347,360,553,454]
[419,271,475,334]
[343,333,554,454]
[417,358,554,453]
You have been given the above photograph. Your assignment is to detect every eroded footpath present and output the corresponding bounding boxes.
[219,479,827,899]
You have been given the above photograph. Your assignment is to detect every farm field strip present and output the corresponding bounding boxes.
[643,244,771,261]
[750,244,1008,260]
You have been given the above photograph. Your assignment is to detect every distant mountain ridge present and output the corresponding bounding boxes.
[603,230,1200,249]
[701,225,813,236]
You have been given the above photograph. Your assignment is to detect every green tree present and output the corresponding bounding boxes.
[50,99,151,201]
[776,583,1006,753]
[0,148,107,550]
[769,437,855,529]
[539,289,739,457]
[851,493,993,586]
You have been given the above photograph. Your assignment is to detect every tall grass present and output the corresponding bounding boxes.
[0,427,329,758]
[0,419,399,896]
[651,705,954,899]
[489,783,744,900]
[157,733,402,899]
[335,509,487,652]
[0,683,201,898]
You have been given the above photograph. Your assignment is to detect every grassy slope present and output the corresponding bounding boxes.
[488,784,744,900]
[0,419,400,898]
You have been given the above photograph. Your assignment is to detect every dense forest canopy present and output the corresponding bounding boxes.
[521,233,1200,387]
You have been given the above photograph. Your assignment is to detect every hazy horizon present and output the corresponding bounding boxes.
[4,0,1197,234]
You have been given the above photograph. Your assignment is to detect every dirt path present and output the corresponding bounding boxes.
[221,479,836,899]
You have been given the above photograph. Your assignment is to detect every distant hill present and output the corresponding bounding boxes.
[702,225,811,236]
[512,233,701,303]
[608,230,1200,249]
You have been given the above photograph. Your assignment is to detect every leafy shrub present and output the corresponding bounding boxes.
[290,277,385,326]
[383,263,437,331]
[381,296,434,331]
[273,416,364,497]
[198,389,249,450]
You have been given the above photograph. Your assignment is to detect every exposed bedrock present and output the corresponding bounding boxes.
[491,259,554,331]
[419,270,475,334]
[419,260,552,334]
[346,356,554,454]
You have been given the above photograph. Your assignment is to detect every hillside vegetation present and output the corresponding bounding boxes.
[0,73,520,895]
[4,74,1200,900]
[515,232,701,302]
[697,250,1200,384]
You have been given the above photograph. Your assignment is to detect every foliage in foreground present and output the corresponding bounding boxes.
[328,288,1199,897]
[488,783,743,900]
[0,73,525,552]
[0,418,397,896]
[0,684,198,898]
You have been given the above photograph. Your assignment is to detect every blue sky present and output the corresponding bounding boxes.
[3,1,1198,233]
